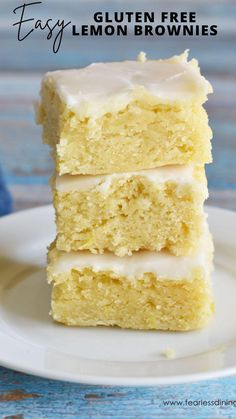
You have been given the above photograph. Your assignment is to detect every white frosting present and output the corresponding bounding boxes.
[52,223,212,281]
[56,165,198,193]
[137,51,147,63]
[44,51,212,118]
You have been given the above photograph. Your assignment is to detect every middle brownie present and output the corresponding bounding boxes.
[53,165,208,257]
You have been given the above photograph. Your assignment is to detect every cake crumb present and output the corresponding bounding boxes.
[162,347,176,359]
[137,51,147,62]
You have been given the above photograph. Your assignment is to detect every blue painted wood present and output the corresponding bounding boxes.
[0,0,236,416]
[0,167,12,215]
[0,367,236,418]
[0,0,236,72]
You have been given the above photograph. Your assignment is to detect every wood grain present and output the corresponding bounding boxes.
[1,367,236,418]
[0,0,236,417]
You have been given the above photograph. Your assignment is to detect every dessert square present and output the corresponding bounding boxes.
[54,165,208,256]
[37,52,212,175]
[47,229,214,331]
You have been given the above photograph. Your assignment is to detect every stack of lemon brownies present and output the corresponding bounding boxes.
[37,51,214,331]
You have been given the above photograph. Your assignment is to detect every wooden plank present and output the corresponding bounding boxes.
[1,365,236,418]
[1,36,236,73]
[2,0,235,34]
[0,1,236,416]
[0,0,235,72]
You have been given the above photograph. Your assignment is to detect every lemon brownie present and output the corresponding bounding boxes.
[54,165,208,256]
[37,51,212,175]
[47,228,214,331]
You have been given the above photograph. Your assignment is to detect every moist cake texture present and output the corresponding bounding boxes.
[37,51,213,175]
[39,51,214,331]
[54,165,208,256]
[47,229,214,331]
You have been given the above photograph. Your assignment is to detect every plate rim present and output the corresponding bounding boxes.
[1,356,236,387]
[0,204,236,386]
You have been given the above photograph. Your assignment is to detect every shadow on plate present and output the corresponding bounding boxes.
[0,255,51,323]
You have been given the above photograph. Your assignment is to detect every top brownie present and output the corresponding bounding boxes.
[37,51,213,175]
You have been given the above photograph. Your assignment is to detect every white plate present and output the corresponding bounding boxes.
[0,205,236,386]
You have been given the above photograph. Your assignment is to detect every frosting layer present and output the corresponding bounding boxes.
[43,51,213,118]
[51,223,212,280]
[56,165,201,193]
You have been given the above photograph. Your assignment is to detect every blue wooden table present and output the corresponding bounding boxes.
[0,0,236,417]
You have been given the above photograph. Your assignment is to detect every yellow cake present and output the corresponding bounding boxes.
[54,165,208,256]
[47,228,214,331]
[38,51,214,332]
[37,52,213,175]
